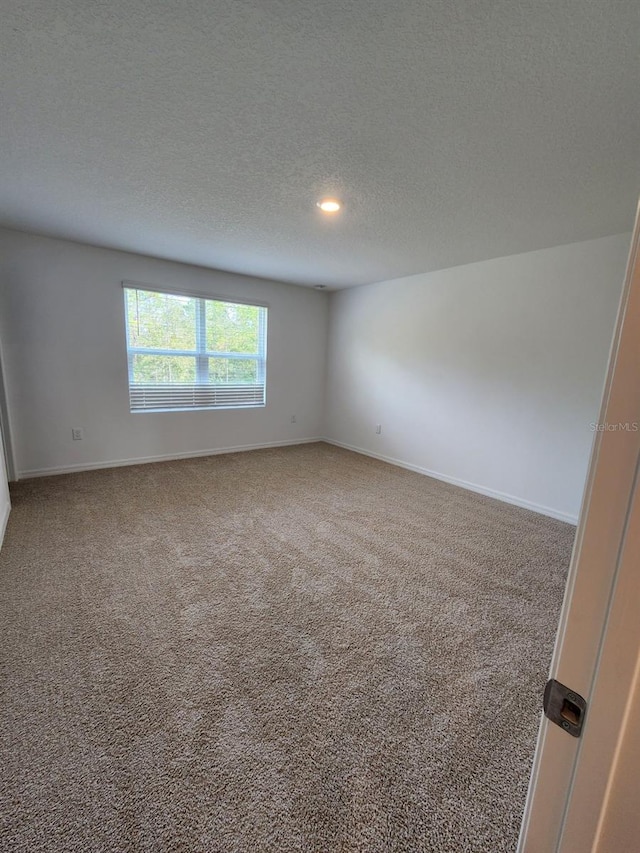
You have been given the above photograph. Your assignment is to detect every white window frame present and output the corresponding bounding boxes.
[123,282,268,413]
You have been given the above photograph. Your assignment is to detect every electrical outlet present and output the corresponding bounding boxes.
[291,415,297,423]
[71,428,84,441]
[375,424,382,434]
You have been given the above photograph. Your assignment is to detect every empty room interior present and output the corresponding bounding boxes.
[1,1,639,851]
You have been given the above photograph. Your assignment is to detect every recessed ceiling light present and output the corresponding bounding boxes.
[317,198,342,213]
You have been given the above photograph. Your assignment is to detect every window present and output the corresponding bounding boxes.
[123,284,267,412]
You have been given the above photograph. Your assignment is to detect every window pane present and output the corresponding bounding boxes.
[126,289,197,351]
[205,302,260,354]
[124,286,267,412]
[208,358,258,384]
[131,354,196,384]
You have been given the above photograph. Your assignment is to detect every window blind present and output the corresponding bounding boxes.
[123,286,267,412]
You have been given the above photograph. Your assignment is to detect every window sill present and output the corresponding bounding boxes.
[130,404,267,414]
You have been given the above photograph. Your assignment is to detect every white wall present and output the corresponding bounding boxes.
[0,229,328,477]
[0,424,10,544]
[324,234,630,523]
[0,340,12,544]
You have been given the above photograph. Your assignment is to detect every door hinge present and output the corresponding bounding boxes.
[543,679,587,737]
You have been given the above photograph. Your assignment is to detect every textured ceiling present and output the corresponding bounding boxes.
[1,1,639,288]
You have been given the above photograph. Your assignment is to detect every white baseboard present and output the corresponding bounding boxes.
[0,498,10,548]
[17,437,323,480]
[323,438,579,525]
[16,435,579,525]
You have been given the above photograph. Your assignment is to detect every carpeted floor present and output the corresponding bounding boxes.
[0,442,574,852]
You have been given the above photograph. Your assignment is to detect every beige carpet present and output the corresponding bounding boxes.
[0,442,573,852]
